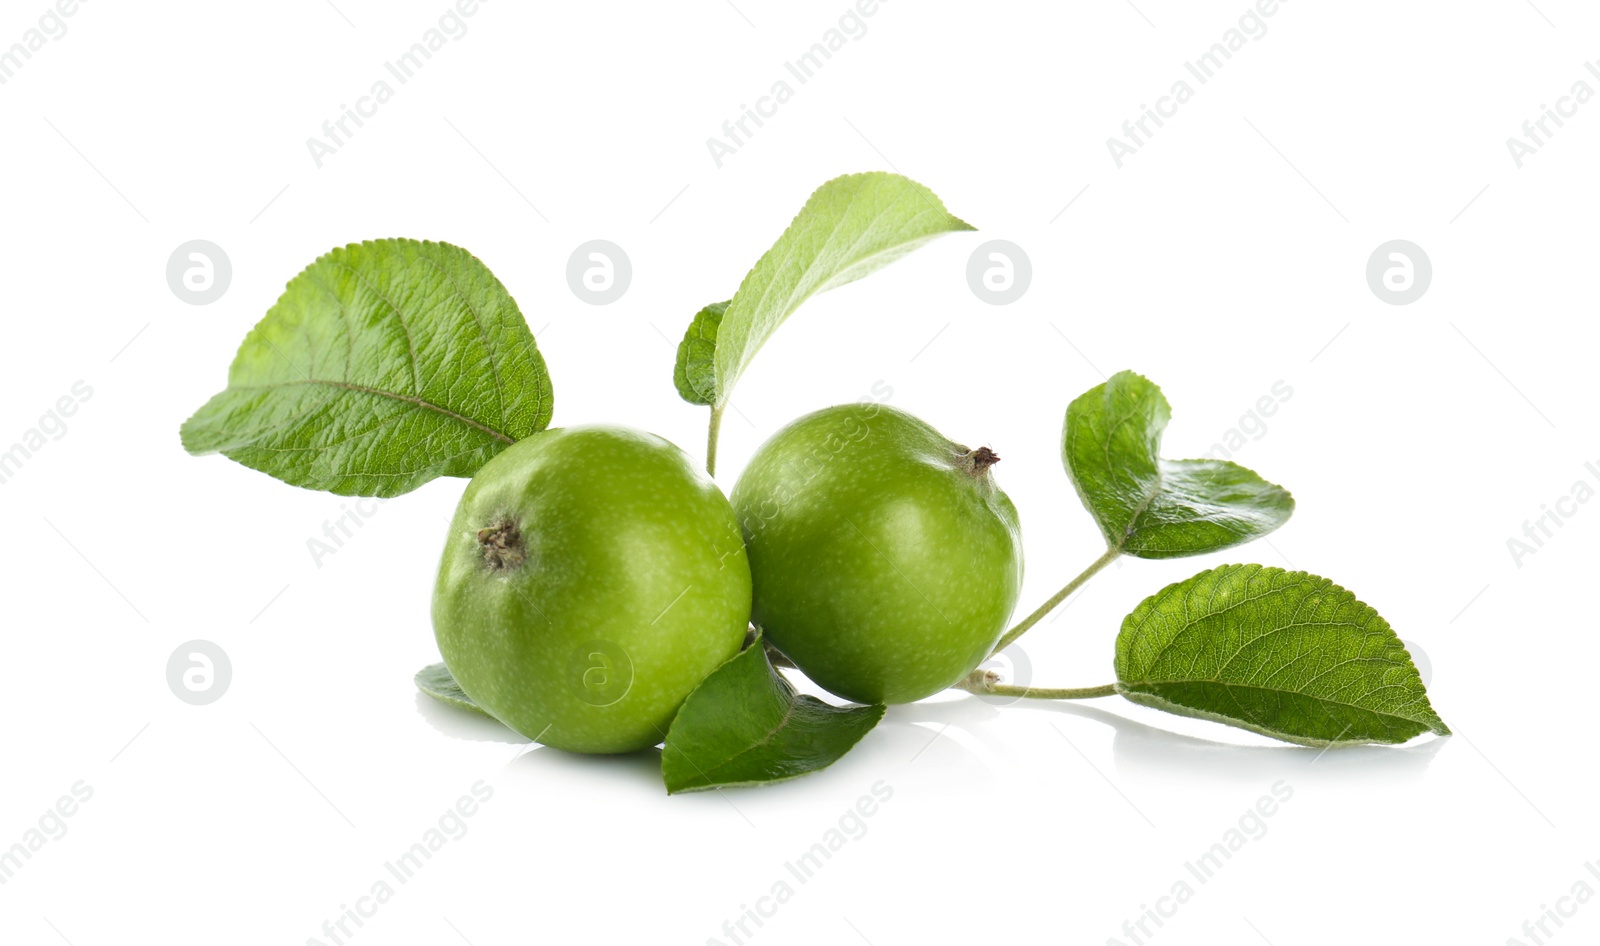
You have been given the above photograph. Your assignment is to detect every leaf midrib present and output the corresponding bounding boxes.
[1121,678,1439,726]
[697,698,806,781]
[717,177,952,403]
[225,378,514,444]
[1087,381,1165,550]
[722,181,874,387]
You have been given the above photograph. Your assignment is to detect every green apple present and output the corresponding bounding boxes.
[731,403,1023,704]
[432,425,751,753]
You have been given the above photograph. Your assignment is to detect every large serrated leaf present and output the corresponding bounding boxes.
[661,634,885,793]
[181,239,552,497]
[1114,564,1449,746]
[1064,371,1293,558]
[674,172,972,408]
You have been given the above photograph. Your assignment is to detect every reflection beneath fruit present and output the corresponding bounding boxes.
[876,699,1007,773]
[506,742,666,791]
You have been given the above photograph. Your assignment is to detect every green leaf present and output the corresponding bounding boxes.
[415,662,493,718]
[181,239,552,497]
[1063,371,1293,558]
[661,633,885,793]
[1114,564,1449,747]
[676,172,973,408]
[672,300,727,405]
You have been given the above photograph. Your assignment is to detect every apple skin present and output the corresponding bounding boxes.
[730,403,1023,704]
[432,425,751,753]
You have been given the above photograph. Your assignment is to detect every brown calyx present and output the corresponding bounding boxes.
[477,517,526,571]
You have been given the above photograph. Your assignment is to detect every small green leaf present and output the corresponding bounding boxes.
[672,301,728,405]
[1114,564,1449,746]
[676,172,973,408]
[415,662,493,718]
[1064,371,1293,558]
[662,634,885,793]
[181,239,552,497]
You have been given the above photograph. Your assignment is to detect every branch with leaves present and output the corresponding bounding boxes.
[178,174,1447,797]
[637,367,1444,791]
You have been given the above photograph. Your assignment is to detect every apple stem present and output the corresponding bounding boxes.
[705,403,725,477]
[954,670,1117,701]
[989,546,1120,656]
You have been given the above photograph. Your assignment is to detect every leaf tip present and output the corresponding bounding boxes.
[177,413,207,457]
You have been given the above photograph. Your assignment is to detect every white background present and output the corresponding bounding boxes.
[1,1,1595,944]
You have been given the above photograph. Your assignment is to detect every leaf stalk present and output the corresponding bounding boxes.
[954,670,1117,701]
[990,546,1120,656]
[706,403,725,477]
